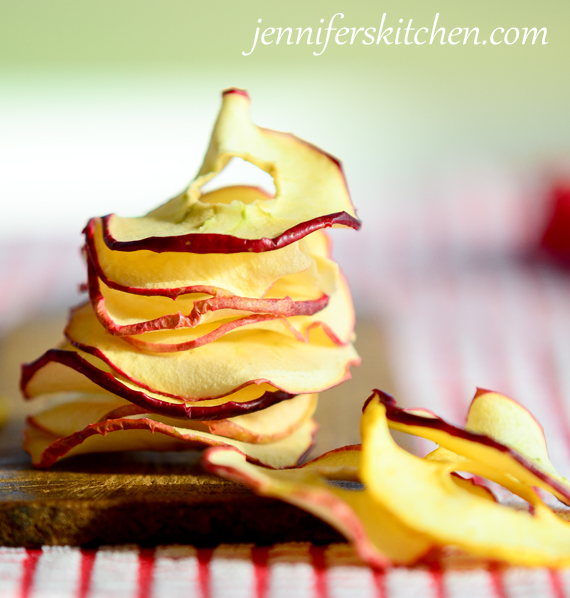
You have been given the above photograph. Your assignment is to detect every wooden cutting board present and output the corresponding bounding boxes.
[0,316,394,547]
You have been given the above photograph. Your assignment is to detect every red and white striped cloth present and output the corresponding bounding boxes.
[1,544,568,598]
[2,182,570,597]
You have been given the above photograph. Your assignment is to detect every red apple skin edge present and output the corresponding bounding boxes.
[98,211,361,255]
[87,257,330,336]
[25,416,317,469]
[21,349,297,421]
[83,226,232,299]
[121,316,351,354]
[88,265,330,335]
[366,389,570,506]
[62,330,359,402]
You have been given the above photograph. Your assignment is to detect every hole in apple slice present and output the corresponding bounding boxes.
[325,479,364,491]
[200,157,276,204]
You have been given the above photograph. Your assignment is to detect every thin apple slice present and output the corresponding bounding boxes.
[203,446,433,567]
[206,393,317,443]
[85,217,325,299]
[106,393,317,444]
[370,390,570,506]
[22,347,298,420]
[88,227,337,335]
[65,304,360,400]
[465,389,562,479]
[105,392,317,444]
[360,393,570,567]
[102,89,360,254]
[28,393,128,438]
[24,412,318,469]
[89,259,332,336]
[121,272,354,352]
[124,314,306,352]
[28,391,316,445]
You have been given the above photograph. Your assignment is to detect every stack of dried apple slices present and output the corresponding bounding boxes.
[21,89,361,469]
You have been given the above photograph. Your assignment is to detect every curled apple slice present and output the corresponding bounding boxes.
[121,273,354,352]
[371,390,570,506]
[204,393,317,443]
[28,391,317,446]
[203,445,433,567]
[361,393,570,567]
[465,388,562,479]
[89,261,332,337]
[28,393,127,438]
[85,218,330,299]
[22,347,298,420]
[65,304,360,400]
[25,412,318,469]
[101,89,360,254]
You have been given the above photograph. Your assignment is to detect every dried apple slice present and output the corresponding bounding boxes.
[205,393,317,443]
[371,390,570,506]
[121,273,354,352]
[88,227,337,334]
[25,411,318,469]
[65,304,360,400]
[89,261,332,336]
[22,347,298,420]
[28,391,316,445]
[360,393,570,567]
[465,388,562,479]
[28,393,127,438]
[85,218,327,299]
[203,445,433,566]
[101,89,360,254]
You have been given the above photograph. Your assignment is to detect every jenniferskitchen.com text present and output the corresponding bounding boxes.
[242,13,548,56]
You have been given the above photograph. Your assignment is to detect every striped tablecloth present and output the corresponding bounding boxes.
[2,183,570,597]
[2,543,569,598]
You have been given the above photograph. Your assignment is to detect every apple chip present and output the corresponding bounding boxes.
[25,413,318,469]
[22,347,298,420]
[373,390,570,506]
[361,393,570,566]
[119,273,354,352]
[89,262,333,336]
[65,304,360,400]
[86,218,325,299]
[27,391,316,448]
[465,388,562,479]
[205,393,317,443]
[101,89,360,254]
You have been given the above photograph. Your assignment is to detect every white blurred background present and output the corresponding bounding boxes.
[1,1,569,241]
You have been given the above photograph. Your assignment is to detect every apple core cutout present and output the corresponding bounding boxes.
[200,157,276,203]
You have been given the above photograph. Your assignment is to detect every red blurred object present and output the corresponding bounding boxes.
[540,184,570,261]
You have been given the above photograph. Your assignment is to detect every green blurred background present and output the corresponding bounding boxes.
[1,0,569,236]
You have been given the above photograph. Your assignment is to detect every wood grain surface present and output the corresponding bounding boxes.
[0,315,393,547]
